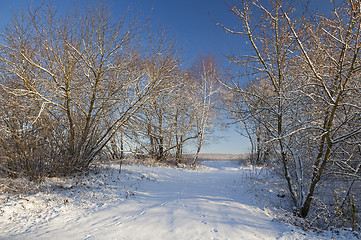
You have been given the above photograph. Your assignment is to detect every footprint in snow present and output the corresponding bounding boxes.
[211,228,218,233]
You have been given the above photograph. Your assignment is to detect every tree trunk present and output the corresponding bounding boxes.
[192,133,204,167]
[175,142,183,164]
[120,131,124,159]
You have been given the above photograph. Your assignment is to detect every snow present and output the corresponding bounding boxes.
[0,161,358,240]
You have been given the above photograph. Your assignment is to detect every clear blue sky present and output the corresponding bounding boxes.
[0,0,335,154]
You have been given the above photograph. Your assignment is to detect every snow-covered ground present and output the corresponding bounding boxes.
[0,161,358,240]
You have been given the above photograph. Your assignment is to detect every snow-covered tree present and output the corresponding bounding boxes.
[222,0,361,221]
[0,1,164,177]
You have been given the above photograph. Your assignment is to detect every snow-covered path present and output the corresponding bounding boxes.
[1,161,352,239]
[58,162,281,240]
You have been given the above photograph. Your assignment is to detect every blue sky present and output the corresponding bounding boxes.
[0,0,334,154]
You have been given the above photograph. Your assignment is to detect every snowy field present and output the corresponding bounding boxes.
[0,160,358,240]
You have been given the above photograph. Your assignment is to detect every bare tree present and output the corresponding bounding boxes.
[129,36,211,164]
[220,0,304,208]
[191,55,221,167]
[221,0,361,221]
[284,0,361,218]
[0,1,165,177]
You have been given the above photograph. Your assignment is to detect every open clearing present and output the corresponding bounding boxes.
[0,161,357,240]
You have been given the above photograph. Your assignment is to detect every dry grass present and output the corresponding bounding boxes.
[191,153,249,161]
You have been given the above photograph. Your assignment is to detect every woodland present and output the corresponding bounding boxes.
[0,0,361,231]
